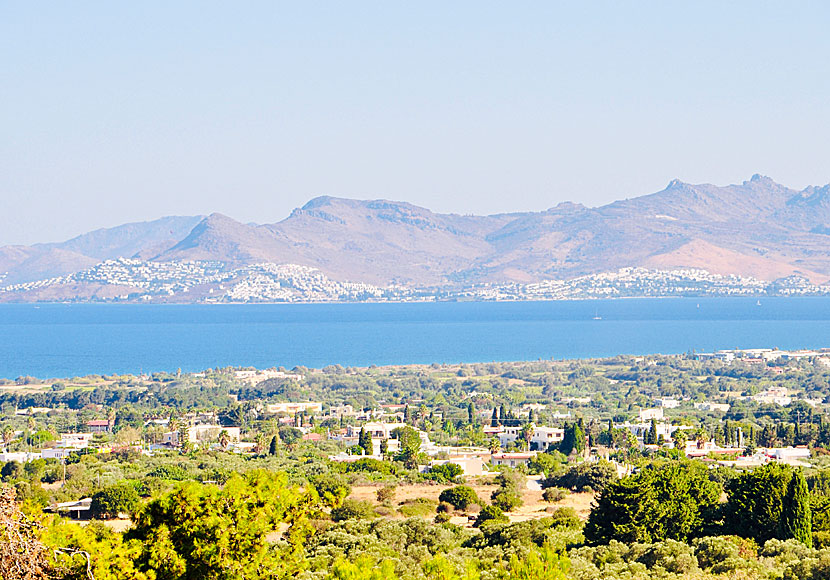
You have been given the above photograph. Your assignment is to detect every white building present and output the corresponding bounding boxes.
[186,425,241,444]
[496,425,564,451]
[427,456,486,476]
[490,452,536,468]
[638,408,664,421]
[265,402,323,415]
[58,433,94,449]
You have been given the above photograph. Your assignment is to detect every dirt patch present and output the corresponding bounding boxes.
[348,479,596,526]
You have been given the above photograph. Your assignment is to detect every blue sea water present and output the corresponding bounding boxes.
[0,298,829,379]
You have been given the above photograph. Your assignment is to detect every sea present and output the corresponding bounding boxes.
[0,297,829,379]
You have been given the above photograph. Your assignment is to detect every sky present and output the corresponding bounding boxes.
[2,2,830,246]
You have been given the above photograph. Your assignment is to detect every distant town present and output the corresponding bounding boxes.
[2,258,829,303]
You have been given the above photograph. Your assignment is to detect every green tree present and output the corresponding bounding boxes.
[438,485,480,511]
[128,470,314,579]
[724,462,793,543]
[559,422,585,456]
[269,435,278,456]
[782,469,812,547]
[585,461,721,545]
[392,426,421,469]
[90,483,140,519]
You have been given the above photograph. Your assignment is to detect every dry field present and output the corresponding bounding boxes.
[349,477,596,527]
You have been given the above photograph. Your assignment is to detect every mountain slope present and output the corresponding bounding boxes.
[4,175,830,290]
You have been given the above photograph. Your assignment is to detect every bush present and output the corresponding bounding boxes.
[398,497,437,517]
[475,505,508,528]
[313,474,351,508]
[491,489,522,512]
[438,485,480,511]
[543,487,567,503]
[330,499,376,522]
[376,486,396,503]
[426,463,463,484]
[90,482,140,519]
[546,460,617,493]
[434,512,451,524]
[146,464,190,481]
[693,535,758,573]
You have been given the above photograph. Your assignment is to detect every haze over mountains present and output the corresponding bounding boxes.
[3,175,830,293]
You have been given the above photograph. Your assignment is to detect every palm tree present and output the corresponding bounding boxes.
[1,426,14,449]
[520,423,535,451]
[218,429,231,449]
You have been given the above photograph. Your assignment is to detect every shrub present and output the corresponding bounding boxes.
[330,499,376,522]
[438,485,480,511]
[546,460,617,493]
[376,486,396,503]
[475,505,508,528]
[426,463,463,483]
[398,497,437,517]
[313,474,351,508]
[146,464,190,481]
[543,487,567,503]
[434,512,451,524]
[491,489,522,512]
[693,535,758,573]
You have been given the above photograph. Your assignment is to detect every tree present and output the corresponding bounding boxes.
[475,505,508,527]
[585,461,721,545]
[519,423,535,451]
[559,421,586,456]
[438,485,480,511]
[782,469,812,547]
[491,470,524,511]
[427,463,463,483]
[128,471,314,578]
[392,426,421,468]
[90,483,140,519]
[313,475,351,508]
[0,484,50,580]
[491,407,500,427]
[358,427,373,456]
[546,460,617,493]
[645,419,658,445]
[269,435,278,456]
[467,402,476,426]
[724,462,793,543]
[218,429,231,449]
[379,438,388,457]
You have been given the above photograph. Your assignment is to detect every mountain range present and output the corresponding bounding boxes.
[3,174,830,295]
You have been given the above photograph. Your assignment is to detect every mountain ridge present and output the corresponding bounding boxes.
[3,176,830,291]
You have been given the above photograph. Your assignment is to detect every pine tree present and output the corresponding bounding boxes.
[782,469,812,547]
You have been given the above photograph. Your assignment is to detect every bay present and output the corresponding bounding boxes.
[0,297,829,379]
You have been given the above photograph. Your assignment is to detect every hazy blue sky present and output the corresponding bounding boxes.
[2,2,830,245]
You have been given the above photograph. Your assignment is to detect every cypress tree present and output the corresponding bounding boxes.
[268,435,278,456]
[491,408,500,427]
[379,438,388,456]
[467,402,475,425]
[647,419,658,445]
[782,469,812,547]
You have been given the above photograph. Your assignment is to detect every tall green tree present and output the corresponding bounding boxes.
[782,469,812,547]
[585,461,721,545]
[724,462,793,543]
